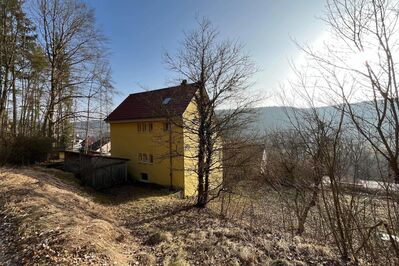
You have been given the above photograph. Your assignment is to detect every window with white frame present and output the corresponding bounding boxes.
[138,153,154,163]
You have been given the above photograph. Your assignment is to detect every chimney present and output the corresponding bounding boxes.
[181,79,187,85]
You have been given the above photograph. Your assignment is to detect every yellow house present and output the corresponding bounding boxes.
[105,81,223,197]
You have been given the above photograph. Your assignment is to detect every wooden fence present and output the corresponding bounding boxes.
[63,151,129,189]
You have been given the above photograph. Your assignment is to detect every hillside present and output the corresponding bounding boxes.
[77,102,376,138]
[73,120,110,139]
[78,106,313,138]
[219,106,335,134]
[227,101,377,134]
[0,167,339,265]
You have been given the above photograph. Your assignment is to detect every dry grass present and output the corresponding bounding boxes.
[0,167,339,265]
[0,167,138,265]
[210,180,398,265]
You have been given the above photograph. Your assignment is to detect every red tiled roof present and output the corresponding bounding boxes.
[105,83,198,122]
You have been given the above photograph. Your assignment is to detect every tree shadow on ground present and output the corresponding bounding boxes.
[28,167,178,205]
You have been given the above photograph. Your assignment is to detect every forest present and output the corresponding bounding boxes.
[0,0,113,163]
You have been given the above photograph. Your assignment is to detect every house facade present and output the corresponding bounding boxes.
[105,82,222,197]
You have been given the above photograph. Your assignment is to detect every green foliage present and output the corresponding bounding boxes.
[0,135,53,165]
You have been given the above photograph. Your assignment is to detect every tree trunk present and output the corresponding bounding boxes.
[196,149,206,207]
[390,160,399,184]
[196,123,207,208]
[169,121,173,189]
[296,191,317,235]
[0,66,9,131]
[84,96,91,154]
[42,69,56,137]
[203,126,213,206]
[196,85,208,208]
[11,66,17,135]
[296,174,322,235]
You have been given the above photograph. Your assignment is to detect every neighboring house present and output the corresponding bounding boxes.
[89,137,111,155]
[72,137,84,152]
[77,136,111,155]
[105,82,223,197]
[79,136,96,153]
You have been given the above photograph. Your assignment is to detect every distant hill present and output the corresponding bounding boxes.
[73,119,109,138]
[76,106,339,137]
[248,105,339,133]
[223,105,337,134]
[77,101,376,137]
[249,106,294,133]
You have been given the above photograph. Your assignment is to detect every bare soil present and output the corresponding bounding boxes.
[0,167,340,265]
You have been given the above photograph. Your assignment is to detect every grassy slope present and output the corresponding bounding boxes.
[0,167,338,265]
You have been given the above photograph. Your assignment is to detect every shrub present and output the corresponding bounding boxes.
[144,230,172,246]
[0,135,53,165]
[136,252,156,265]
[269,259,293,266]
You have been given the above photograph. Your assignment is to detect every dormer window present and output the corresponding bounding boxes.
[162,97,172,105]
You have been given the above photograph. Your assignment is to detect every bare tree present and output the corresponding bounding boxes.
[164,18,257,207]
[264,128,321,236]
[300,0,399,183]
[265,92,346,236]
[0,0,36,134]
[32,0,106,140]
[83,60,113,153]
[290,2,399,261]
[282,41,399,264]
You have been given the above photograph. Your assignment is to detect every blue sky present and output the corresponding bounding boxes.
[88,0,327,106]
